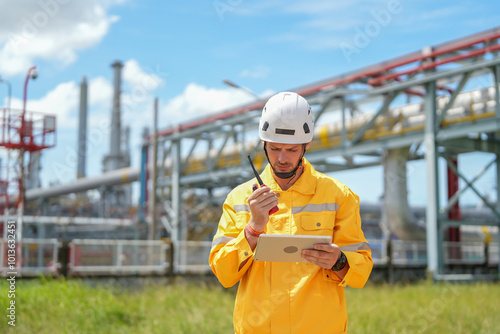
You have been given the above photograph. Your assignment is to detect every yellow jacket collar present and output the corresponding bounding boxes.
[261,158,317,194]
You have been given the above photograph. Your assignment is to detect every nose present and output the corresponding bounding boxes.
[278,150,287,163]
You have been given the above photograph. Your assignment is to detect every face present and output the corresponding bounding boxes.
[265,142,310,177]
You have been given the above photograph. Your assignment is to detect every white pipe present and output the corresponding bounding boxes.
[25,167,140,201]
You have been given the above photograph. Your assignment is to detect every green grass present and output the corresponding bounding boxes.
[346,282,500,333]
[0,277,235,334]
[0,277,499,333]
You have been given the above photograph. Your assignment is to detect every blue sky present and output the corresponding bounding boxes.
[1,0,500,206]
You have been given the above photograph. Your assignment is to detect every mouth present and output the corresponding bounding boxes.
[275,164,292,172]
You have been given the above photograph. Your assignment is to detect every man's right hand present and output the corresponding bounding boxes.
[247,183,278,231]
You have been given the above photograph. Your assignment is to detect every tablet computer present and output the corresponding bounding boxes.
[254,234,332,262]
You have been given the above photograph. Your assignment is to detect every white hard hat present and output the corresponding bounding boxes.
[259,92,313,144]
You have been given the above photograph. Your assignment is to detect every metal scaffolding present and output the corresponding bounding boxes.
[149,27,500,278]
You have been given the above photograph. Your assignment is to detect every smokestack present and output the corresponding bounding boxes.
[109,61,123,170]
[77,76,88,179]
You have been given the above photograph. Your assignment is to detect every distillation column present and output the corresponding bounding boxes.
[77,76,88,179]
[101,61,132,216]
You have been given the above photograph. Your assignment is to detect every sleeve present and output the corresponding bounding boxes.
[209,191,254,288]
[324,188,373,288]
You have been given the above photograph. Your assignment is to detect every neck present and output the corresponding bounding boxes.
[273,163,305,191]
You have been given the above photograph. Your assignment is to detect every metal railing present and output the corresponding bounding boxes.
[68,239,169,275]
[174,240,212,274]
[0,238,60,276]
[366,239,388,265]
[391,240,428,266]
[443,241,487,265]
[0,239,497,277]
[489,243,499,265]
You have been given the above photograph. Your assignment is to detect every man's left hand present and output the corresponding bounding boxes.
[301,243,340,269]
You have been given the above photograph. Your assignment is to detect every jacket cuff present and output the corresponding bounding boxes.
[323,268,342,283]
[323,253,355,286]
[234,228,254,267]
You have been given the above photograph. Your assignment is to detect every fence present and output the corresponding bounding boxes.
[391,240,428,266]
[0,238,60,276]
[444,241,488,265]
[173,240,212,274]
[0,238,498,277]
[68,239,169,275]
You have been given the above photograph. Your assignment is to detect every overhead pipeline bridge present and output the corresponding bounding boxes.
[21,26,500,279]
[149,26,500,280]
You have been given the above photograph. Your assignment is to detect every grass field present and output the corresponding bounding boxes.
[0,276,499,333]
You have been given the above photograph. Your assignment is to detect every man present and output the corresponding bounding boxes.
[209,92,373,333]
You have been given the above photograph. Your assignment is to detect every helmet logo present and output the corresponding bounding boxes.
[275,128,295,135]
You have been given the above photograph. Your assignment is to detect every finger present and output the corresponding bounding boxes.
[302,251,336,268]
[301,253,333,269]
[249,194,276,210]
[313,243,335,252]
[303,249,339,263]
[302,249,327,258]
[249,189,277,206]
[248,185,274,200]
[261,194,278,207]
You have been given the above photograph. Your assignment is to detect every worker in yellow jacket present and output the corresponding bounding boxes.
[210,92,373,333]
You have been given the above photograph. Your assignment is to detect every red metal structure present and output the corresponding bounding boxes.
[446,156,462,261]
[0,107,56,212]
[0,66,57,271]
[0,66,57,213]
[0,108,56,152]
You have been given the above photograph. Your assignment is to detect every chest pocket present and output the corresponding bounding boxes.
[297,214,335,236]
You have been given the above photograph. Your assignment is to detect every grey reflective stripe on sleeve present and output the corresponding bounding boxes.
[234,204,251,213]
[292,202,339,214]
[340,242,371,252]
[211,236,236,248]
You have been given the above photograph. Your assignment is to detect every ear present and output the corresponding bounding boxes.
[305,142,311,150]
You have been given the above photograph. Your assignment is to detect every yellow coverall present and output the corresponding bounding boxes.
[210,159,373,333]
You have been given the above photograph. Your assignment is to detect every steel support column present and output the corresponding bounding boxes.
[424,80,440,278]
[495,64,500,279]
[493,64,500,118]
[446,155,461,262]
[341,97,347,147]
[148,98,158,241]
[497,134,500,278]
[171,138,181,273]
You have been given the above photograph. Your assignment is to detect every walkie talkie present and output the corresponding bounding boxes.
[247,155,279,215]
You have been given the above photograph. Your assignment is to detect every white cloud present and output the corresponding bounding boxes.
[7,74,117,133]
[122,59,165,91]
[88,76,114,110]
[9,80,79,129]
[0,0,122,77]
[161,83,267,127]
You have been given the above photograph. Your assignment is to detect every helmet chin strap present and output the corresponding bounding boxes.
[264,142,307,180]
